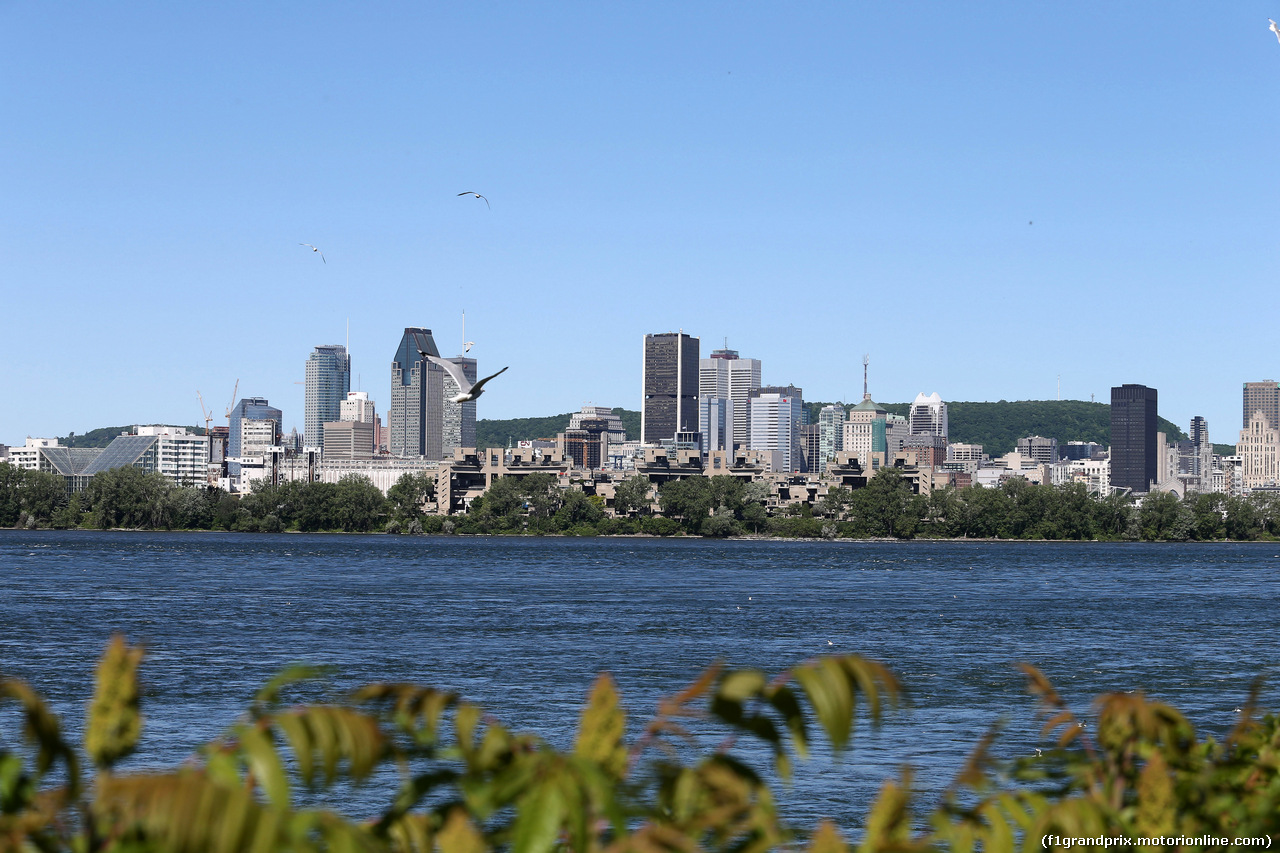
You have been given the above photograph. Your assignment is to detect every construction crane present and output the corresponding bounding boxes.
[196,391,214,466]
[224,379,239,428]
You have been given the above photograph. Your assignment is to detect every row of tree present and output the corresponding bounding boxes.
[5,460,1280,540]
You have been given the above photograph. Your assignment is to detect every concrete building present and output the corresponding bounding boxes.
[338,391,378,456]
[749,386,803,472]
[698,395,733,455]
[642,332,699,444]
[801,424,822,475]
[323,420,376,460]
[389,328,445,459]
[558,418,610,470]
[698,346,761,450]
[1243,381,1280,431]
[1110,384,1158,494]
[909,392,948,439]
[569,406,628,445]
[1016,435,1058,464]
[1060,441,1103,461]
[227,398,281,476]
[305,345,351,451]
[1238,410,1280,491]
[442,356,477,457]
[842,398,905,471]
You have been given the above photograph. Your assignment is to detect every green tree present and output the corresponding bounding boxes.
[848,469,924,539]
[612,474,652,517]
[84,467,172,529]
[1138,491,1191,541]
[657,476,714,533]
[18,470,68,526]
[387,472,436,520]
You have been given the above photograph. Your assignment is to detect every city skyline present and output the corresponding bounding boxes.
[4,5,1280,443]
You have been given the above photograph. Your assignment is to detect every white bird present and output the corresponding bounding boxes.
[464,341,475,353]
[299,243,325,263]
[458,191,490,209]
[1271,19,1280,43]
[420,351,508,402]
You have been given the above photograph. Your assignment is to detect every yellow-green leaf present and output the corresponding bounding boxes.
[575,673,628,780]
[85,634,144,770]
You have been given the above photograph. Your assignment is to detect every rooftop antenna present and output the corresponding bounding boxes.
[1057,374,1061,401]
[862,354,870,402]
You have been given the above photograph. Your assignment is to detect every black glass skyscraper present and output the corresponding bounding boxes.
[1110,384,1157,494]
[641,332,699,444]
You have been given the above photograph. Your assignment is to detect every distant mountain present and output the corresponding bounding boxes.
[805,400,1187,456]
[55,425,207,448]
[56,402,1201,458]
[475,409,639,449]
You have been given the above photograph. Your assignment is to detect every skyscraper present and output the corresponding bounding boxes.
[389,328,444,458]
[1243,381,1280,431]
[698,395,733,455]
[817,404,845,473]
[442,357,478,456]
[305,345,351,449]
[698,346,761,450]
[227,397,281,476]
[1110,384,1158,494]
[750,385,804,472]
[642,332,699,444]
[909,392,948,439]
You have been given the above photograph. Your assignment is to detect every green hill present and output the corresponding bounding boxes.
[806,400,1186,456]
[56,425,207,448]
[475,409,639,450]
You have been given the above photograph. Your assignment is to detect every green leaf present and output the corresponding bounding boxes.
[240,725,290,809]
[85,634,144,771]
[574,673,627,780]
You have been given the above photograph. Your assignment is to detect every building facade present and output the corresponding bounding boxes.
[749,386,803,472]
[1238,411,1280,490]
[909,392,948,439]
[1243,381,1280,431]
[227,398,281,476]
[1110,383,1158,494]
[642,332,699,444]
[305,345,351,450]
[442,357,478,457]
[698,347,761,450]
[389,328,444,459]
[698,395,733,455]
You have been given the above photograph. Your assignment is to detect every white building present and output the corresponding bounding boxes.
[699,347,761,450]
[1238,411,1280,491]
[7,438,59,470]
[909,392,948,439]
[817,404,845,474]
[749,391,802,472]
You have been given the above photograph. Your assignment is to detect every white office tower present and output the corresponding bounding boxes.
[909,392,948,438]
[340,391,376,424]
[749,389,803,472]
[699,346,761,450]
[698,395,733,455]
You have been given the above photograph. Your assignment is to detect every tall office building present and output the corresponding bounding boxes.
[1243,381,1280,431]
[338,391,377,456]
[749,385,804,472]
[442,357,478,456]
[1110,384,1158,494]
[698,395,733,455]
[698,346,761,450]
[389,328,444,458]
[227,397,281,475]
[642,332,699,444]
[909,392,948,439]
[305,345,351,450]
[817,404,845,474]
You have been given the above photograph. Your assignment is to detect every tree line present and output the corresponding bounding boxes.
[6,460,1280,540]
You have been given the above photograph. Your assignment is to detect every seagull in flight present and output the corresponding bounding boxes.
[299,243,325,263]
[419,351,509,402]
[457,192,490,209]
[464,341,475,353]
[1271,19,1280,44]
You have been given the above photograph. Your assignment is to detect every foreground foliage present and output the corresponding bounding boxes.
[3,638,1280,851]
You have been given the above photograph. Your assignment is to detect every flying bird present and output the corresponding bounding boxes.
[464,341,475,353]
[419,351,509,402]
[457,192,490,209]
[1271,19,1280,44]
[299,243,325,263]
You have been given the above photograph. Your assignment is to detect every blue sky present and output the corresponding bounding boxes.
[3,3,1278,445]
